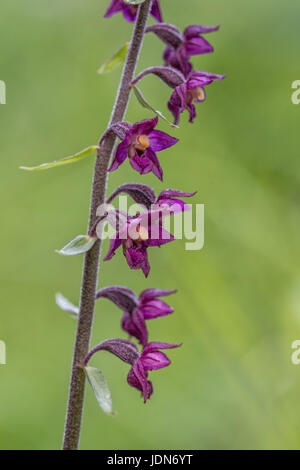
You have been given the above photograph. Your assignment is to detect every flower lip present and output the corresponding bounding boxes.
[137,225,149,241]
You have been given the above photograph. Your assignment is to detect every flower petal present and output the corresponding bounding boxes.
[156,189,196,212]
[123,4,138,22]
[103,237,123,261]
[150,0,163,23]
[148,130,179,152]
[142,350,171,371]
[144,341,182,353]
[122,308,148,346]
[188,71,226,88]
[104,0,124,18]
[125,245,149,276]
[168,84,187,126]
[127,361,153,402]
[139,299,174,319]
[129,152,153,175]
[141,251,150,278]
[157,189,196,199]
[144,148,163,181]
[145,226,175,247]
[183,24,220,39]
[185,36,214,56]
[108,141,128,172]
[139,288,177,302]
[131,117,158,136]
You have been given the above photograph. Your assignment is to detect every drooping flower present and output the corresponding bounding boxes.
[103,211,175,277]
[127,342,181,402]
[96,286,176,345]
[147,23,220,77]
[155,189,196,213]
[83,339,181,403]
[108,117,178,181]
[107,182,196,215]
[168,71,225,125]
[104,0,162,23]
[131,66,225,126]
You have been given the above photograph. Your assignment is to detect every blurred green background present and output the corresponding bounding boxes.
[1,0,300,450]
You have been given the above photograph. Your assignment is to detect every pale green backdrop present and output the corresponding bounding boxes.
[0,0,300,450]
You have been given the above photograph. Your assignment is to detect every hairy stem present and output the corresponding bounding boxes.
[62,0,152,450]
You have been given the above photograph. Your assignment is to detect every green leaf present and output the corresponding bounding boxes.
[124,0,146,4]
[55,293,79,319]
[98,43,129,75]
[56,235,96,256]
[132,85,178,128]
[20,145,98,171]
[85,366,115,415]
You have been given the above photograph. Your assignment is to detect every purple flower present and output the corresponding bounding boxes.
[164,25,219,76]
[155,189,196,213]
[122,289,175,345]
[122,288,176,346]
[168,70,225,125]
[105,0,162,23]
[96,286,176,346]
[103,212,175,277]
[84,339,181,403]
[108,117,178,181]
[127,342,181,402]
[147,23,220,77]
[107,183,196,215]
[131,66,225,126]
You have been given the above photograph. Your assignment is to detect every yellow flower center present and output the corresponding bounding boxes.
[187,86,205,104]
[194,86,205,100]
[137,134,150,149]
